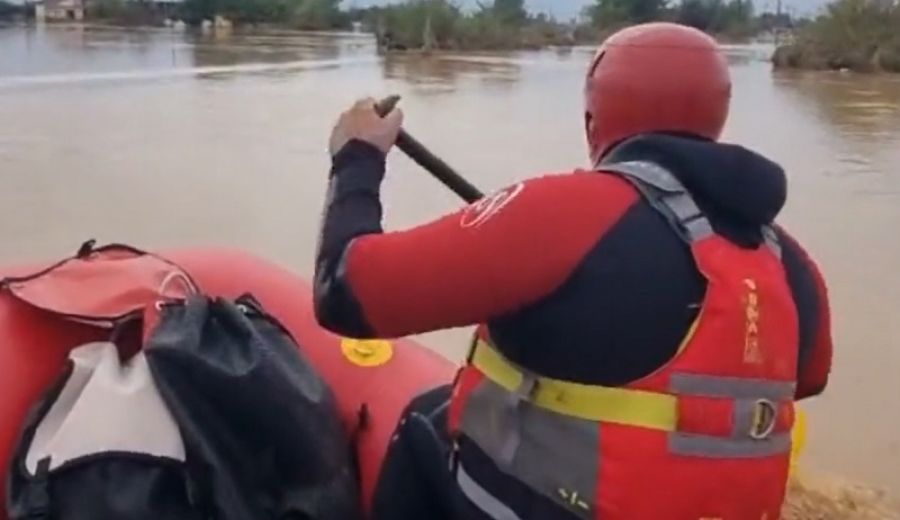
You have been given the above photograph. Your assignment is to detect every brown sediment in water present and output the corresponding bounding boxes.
[783,476,900,519]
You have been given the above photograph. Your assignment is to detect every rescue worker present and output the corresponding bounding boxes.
[315,22,834,520]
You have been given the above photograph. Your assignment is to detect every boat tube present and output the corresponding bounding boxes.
[0,247,456,516]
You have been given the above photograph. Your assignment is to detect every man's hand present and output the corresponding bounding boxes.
[329,97,404,157]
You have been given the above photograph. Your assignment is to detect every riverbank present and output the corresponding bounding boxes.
[772,0,900,73]
[774,39,900,73]
[784,476,900,519]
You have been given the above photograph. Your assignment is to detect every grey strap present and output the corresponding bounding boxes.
[602,160,783,258]
[669,432,791,458]
[498,373,536,468]
[460,379,598,519]
[601,160,713,243]
[762,225,782,259]
[669,372,794,457]
[670,373,796,401]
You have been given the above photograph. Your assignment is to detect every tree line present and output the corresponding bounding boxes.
[179,0,343,27]
[76,0,345,27]
[586,0,777,39]
[366,0,793,50]
[362,0,578,51]
[17,0,802,50]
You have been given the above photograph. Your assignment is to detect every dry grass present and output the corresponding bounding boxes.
[783,475,900,520]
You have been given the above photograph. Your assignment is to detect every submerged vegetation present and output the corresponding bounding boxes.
[77,0,787,51]
[21,0,897,67]
[0,0,25,20]
[587,0,760,38]
[179,0,345,28]
[366,0,779,51]
[773,0,900,72]
[84,0,347,27]
[362,0,576,51]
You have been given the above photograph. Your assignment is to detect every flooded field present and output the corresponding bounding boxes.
[1,24,899,499]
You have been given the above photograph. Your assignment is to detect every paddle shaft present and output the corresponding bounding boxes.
[376,97,484,204]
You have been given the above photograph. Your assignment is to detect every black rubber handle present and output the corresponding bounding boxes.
[376,96,484,204]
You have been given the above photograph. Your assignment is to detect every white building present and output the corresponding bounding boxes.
[43,0,85,20]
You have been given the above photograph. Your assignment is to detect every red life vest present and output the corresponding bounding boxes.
[448,160,799,520]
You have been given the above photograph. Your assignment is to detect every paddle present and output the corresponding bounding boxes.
[375,96,484,204]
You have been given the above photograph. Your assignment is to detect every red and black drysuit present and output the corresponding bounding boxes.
[314,133,833,519]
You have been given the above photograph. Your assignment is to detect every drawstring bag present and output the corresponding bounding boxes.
[145,294,360,520]
[3,242,361,520]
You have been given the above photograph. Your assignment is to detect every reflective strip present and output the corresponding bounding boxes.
[472,341,677,431]
[457,464,523,520]
[602,161,785,249]
[465,341,796,490]
[663,190,703,220]
[602,160,714,243]
[498,374,537,467]
[670,432,792,458]
[670,373,796,401]
[606,160,684,192]
[670,373,794,458]
[460,378,598,518]
[682,214,715,241]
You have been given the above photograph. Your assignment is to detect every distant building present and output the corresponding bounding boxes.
[36,0,84,20]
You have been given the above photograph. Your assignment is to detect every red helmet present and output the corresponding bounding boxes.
[584,23,732,163]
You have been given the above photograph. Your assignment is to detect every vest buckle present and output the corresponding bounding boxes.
[749,399,778,440]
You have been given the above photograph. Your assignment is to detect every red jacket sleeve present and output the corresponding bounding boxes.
[339,172,639,338]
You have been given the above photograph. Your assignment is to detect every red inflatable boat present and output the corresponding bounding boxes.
[0,247,457,517]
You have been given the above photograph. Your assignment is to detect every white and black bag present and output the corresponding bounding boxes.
[3,243,361,520]
[7,342,200,519]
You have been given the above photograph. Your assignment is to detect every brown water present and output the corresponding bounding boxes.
[1,24,899,497]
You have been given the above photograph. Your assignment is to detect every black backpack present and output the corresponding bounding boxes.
[5,245,360,520]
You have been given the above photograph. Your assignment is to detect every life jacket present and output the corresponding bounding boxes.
[448,160,800,520]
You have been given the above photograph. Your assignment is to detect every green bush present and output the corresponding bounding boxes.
[367,0,578,51]
[370,1,462,50]
[877,44,900,72]
[90,0,127,19]
[88,0,160,24]
[773,0,900,72]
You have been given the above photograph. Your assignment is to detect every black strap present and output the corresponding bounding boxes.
[23,458,51,519]
[408,400,456,513]
[348,404,370,482]
[76,239,97,258]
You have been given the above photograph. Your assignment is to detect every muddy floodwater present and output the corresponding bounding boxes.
[1,24,899,497]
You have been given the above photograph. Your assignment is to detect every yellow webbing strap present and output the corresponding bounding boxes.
[471,341,678,431]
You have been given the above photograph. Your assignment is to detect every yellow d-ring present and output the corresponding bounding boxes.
[341,338,394,368]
